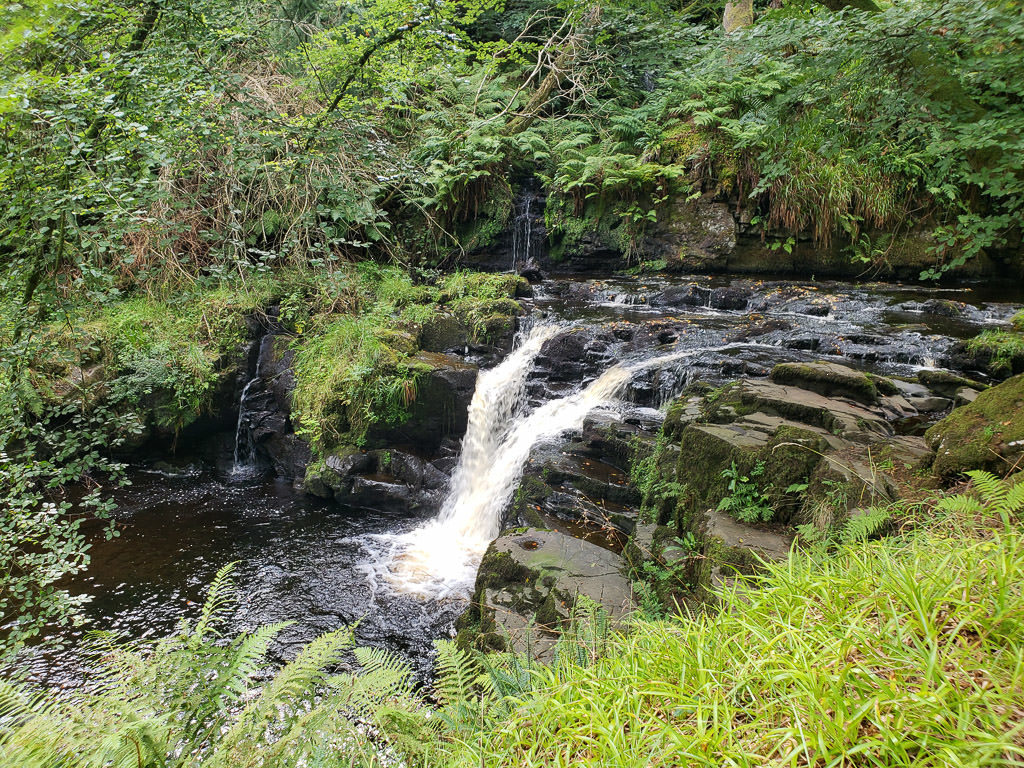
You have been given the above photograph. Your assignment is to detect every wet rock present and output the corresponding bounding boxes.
[348,476,423,510]
[769,361,884,404]
[581,411,653,468]
[906,395,952,414]
[459,529,634,659]
[304,447,374,498]
[920,299,968,317]
[800,303,832,317]
[374,449,450,492]
[419,313,472,353]
[918,369,989,398]
[709,286,751,311]
[653,283,711,308]
[785,337,821,352]
[925,373,1024,478]
[365,352,478,451]
[518,258,546,284]
[954,386,981,407]
[646,198,737,270]
[536,328,608,382]
[948,338,1024,378]
[728,318,793,341]
[233,334,309,480]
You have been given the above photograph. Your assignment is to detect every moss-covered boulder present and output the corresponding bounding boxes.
[645,198,737,271]
[925,373,1024,478]
[917,369,988,399]
[769,361,893,404]
[363,352,477,451]
[457,529,634,659]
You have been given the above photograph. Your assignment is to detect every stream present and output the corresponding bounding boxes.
[30,272,1023,686]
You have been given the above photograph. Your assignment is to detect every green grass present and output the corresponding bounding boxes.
[9,265,521,450]
[12,283,274,433]
[2,482,1022,767]
[290,313,419,450]
[966,329,1024,374]
[440,510,1024,767]
[287,266,522,451]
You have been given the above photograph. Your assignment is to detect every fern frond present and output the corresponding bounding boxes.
[966,470,1008,509]
[193,561,238,642]
[840,506,892,544]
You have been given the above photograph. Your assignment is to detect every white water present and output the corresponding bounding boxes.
[376,332,788,598]
[383,324,631,598]
[231,377,259,476]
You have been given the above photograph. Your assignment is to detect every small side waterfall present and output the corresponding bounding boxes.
[385,324,630,597]
[510,188,542,273]
[231,378,259,476]
[231,335,269,479]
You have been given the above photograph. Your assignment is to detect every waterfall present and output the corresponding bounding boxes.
[510,188,540,272]
[384,324,630,598]
[231,378,259,476]
[231,335,269,479]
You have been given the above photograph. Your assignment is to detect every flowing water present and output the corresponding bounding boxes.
[382,324,630,597]
[30,273,1023,685]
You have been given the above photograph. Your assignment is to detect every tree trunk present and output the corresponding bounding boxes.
[723,0,754,33]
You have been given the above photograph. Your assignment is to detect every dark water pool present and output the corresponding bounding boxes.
[26,469,462,686]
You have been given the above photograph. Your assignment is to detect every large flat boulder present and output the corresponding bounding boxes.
[458,529,634,659]
[770,361,892,404]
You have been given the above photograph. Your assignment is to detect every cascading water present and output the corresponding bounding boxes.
[232,378,258,474]
[231,335,270,479]
[383,324,630,598]
[510,188,542,273]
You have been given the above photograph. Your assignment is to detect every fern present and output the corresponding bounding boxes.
[552,596,611,674]
[432,640,493,736]
[840,506,892,544]
[936,470,1024,527]
[0,564,426,768]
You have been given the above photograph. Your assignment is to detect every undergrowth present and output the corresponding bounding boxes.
[439,479,1024,766]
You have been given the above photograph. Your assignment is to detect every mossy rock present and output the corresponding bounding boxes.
[512,475,556,528]
[303,444,371,498]
[419,312,471,353]
[770,361,881,404]
[462,529,634,658]
[925,373,1024,478]
[917,369,988,399]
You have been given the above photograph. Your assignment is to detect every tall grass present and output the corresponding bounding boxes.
[442,511,1024,766]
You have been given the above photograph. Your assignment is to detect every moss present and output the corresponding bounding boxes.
[964,329,1024,376]
[476,549,537,593]
[917,369,988,398]
[533,591,563,633]
[770,361,879,404]
[40,285,267,436]
[925,373,1024,479]
[290,267,521,454]
[760,426,826,522]
[866,372,901,397]
[513,476,555,527]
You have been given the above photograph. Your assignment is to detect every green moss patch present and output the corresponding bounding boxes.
[925,373,1024,479]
